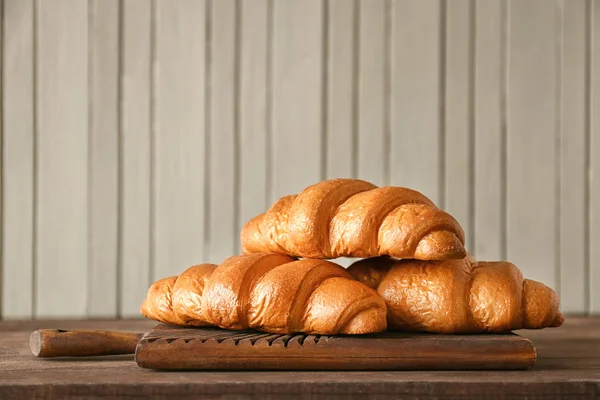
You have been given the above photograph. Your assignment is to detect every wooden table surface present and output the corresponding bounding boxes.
[1,318,599,399]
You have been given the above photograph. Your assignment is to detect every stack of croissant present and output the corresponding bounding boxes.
[142,179,564,335]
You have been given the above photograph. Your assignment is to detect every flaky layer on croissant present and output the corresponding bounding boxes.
[241,179,466,260]
[141,253,387,335]
[347,256,564,334]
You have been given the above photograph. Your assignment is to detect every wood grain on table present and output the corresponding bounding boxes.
[0,317,599,399]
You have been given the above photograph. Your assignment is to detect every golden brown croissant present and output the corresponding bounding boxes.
[241,178,466,260]
[347,256,564,333]
[141,253,387,335]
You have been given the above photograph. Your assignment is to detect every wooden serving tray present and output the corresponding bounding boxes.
[135,324,536,370]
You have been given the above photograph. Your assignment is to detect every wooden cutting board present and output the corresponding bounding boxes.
[135,324,536,370]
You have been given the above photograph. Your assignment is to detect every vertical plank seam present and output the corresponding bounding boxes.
[384,0,392,187]
[351,0,359,180]
[233,0,241,253]
[0,0,4,319]
[320,0,329,181]
[32,0,39,318]
[554,0,563,298]
[438,0,447,209]
[149,0,157,285]
[585,0,592,313]
[203,0,212,259]
[265,0,273,206]
[500,0,509,261]
[86,0,94,316]
[468,0,477,254]
[116,0,125,318]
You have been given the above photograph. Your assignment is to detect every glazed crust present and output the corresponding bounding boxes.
[141,253,387,335]
[241,179,466,260]
[347,256,564,334]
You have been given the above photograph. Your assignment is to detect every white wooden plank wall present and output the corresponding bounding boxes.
[154,0,206,280]
[390,0,443,205]
[357,0,388,187]
[271,0,324,202]
[591,0,600,313]
[238,0,268,236]
[507,0,558,291]
[560,0,588,314]
[208,0,238,263]
[2,0,34,318]
[88,0,119,317]
[0,0,598,318]
[473,0,504,262]
[120,0,152,317]
[325,0,354,180]
[35,0,89,317]
[444,0,473,250]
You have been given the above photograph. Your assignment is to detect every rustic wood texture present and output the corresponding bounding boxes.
[2,0,599,317]
[135,323,536,371]
[0,318,599,399]
[30,329,142,358]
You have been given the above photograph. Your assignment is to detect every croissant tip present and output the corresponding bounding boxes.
[414,231,466,260]
[550,312,565,327]
[339,306,388,334]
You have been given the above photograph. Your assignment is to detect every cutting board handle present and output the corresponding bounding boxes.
[30,329,143,358]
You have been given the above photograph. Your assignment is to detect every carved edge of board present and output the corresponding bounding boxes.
[143,331,330,347]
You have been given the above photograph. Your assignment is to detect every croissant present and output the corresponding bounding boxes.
[241,178,466,260]
[347,256,564,334]
[141,253,387,335]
